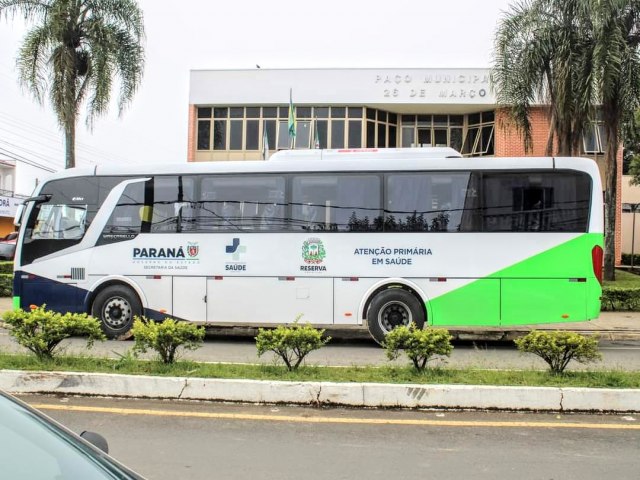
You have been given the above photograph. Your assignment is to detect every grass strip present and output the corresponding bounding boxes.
[0,353,639,389]
[604,269,640,288]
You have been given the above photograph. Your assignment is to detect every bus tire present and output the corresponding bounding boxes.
[91,285,141,339]
[367,289,425,344]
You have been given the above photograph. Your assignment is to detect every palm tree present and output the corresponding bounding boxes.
[592,0,640,281]
[493,0,640,281]
[0,0,145,169]
[492,0,594,156]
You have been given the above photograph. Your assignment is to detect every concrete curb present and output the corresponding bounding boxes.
[1,369,639,413]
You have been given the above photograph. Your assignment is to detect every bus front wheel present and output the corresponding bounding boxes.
[92,286,141,339]
[367,289,425,344]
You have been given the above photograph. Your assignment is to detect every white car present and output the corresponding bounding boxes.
[0,390,145,479]
[0,232,17,260]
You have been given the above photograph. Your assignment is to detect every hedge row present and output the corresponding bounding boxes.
[600,287,640,311]
[0,261,12,275]
[0,274,11,297]
[621,254,640,266]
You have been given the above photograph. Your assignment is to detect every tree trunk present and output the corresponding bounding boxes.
[603,120,619,282]
[65,120,76,169]
[556,114,572,156]
[545,108,555,156]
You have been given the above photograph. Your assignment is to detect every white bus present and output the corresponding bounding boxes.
[13,148,603,343]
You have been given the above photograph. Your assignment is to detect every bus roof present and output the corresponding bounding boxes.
[42,149,601,181]
[268,147,462,161]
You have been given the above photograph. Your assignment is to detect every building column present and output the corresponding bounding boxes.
[187,104,197,162]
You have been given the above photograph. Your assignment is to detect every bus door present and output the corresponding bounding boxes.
[173,277,206,322]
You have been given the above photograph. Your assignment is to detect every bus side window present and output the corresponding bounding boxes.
[101,182,145,240]
[198,192,222,231]
[177,202,198,232]
[221,201,241,229]
[260,190,284,230]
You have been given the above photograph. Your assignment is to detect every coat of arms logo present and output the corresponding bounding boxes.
[187,242,199,258]
[302,238,326,264]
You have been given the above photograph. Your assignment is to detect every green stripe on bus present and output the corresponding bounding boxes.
[12,296,20,310]
[428,234,603,326]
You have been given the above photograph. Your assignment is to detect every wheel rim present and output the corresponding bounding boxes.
[377,300,412,333]
[102,296,133,330]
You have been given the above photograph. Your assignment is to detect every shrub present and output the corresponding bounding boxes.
[2,305,105,361]
[255,322,330,371]
[383,323,453,371]
[0,261,13,275]
[131,317,205,364]
[514,330,602,374]
[621,253,640,266]
[0,274,12,297]
[600,287,640,311]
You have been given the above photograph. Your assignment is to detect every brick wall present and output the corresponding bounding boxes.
[495,106,554,157]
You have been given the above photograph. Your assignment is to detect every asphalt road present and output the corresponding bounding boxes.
[2,328,640,370]
[20,395,640,480]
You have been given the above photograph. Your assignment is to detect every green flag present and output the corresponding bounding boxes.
[288,89,296,145]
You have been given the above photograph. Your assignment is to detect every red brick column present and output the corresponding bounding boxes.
[187,104,196,162]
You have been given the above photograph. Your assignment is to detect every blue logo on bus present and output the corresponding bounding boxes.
[226,238,246,262]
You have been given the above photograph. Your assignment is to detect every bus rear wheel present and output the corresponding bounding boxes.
[367,289,425,344]
[91,286,141,339]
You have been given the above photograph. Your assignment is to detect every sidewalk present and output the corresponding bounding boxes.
[1,297,639,342]
[445,311,640,342]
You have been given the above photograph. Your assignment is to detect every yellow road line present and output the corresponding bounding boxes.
[31,403,640,430]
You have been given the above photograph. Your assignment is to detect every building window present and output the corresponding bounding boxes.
[583,122,606,154]
[196,108,212,151]
[197,120,210,150]
[295,121,312,149]
[363,108,397,148]
[461,111,494,157]
[194,106,405,154]
[399,112,494,156]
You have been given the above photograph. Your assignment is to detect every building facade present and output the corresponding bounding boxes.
[187,68,620,262]
[0,156,51,237]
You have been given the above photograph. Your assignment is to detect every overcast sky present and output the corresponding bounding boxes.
[0,0,514,174]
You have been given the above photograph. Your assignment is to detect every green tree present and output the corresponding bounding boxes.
[492,0,594,157]
[622,109,640,180]
[592,0,640,281]
[0,0,145,168]
[493,0,640,281]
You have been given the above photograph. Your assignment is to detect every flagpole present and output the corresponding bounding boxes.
[288,88,296,149]
[314,113,320,149]
[262,126,269,160]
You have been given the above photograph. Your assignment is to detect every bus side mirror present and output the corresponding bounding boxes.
[15,194,51,227]
[14,204,24,227]
[23,194,51,204]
